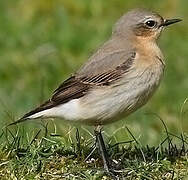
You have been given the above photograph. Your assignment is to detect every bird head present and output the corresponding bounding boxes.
[113,9,182,41]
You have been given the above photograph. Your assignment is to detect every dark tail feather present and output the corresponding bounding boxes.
[7,117,30,127]
[7,109,44,127]
[7,100,53,127]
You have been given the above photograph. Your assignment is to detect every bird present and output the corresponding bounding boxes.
[9,8,181,172]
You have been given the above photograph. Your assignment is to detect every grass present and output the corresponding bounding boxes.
[0,0,188,179]
[0,0,187,144]
[0,122,187,179]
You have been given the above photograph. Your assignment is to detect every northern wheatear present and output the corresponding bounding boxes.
[10,9,181,172]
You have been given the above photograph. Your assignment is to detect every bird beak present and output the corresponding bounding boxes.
[160,19,182,27]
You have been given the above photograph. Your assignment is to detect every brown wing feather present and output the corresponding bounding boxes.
[19,77,90,120]
[14,51,136,122]
[51,51,135,105]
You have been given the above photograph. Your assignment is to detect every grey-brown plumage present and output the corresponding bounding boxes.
[10,51,136,125]
[9,8,181,126]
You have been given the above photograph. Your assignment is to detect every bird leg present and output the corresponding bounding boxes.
[94,125,110,172]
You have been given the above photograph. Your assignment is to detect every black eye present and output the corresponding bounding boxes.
[145,20,156,28]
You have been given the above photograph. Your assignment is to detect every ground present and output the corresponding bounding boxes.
[0,125,187,179]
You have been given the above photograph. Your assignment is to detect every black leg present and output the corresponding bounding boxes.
[94,127,110,172]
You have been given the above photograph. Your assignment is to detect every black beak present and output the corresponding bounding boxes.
[160,19,182,27]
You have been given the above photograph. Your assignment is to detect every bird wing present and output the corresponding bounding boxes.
[9,50,136,125]
[50,50,135,104]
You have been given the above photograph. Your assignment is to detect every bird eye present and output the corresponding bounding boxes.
[145,20,157,28]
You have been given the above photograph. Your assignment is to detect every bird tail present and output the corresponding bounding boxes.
[8,100,53,126]
[7,116,32,126]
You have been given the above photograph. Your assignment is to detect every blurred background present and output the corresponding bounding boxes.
[0,0,187,146]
